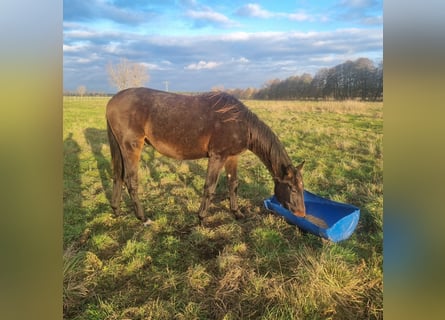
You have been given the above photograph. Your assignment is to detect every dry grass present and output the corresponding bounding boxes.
[246,99,383,118]
[63,245,102,316]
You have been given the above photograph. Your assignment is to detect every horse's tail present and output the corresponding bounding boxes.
[107,119,124,181]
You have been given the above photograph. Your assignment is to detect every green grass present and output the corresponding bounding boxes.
[63,96,383,319]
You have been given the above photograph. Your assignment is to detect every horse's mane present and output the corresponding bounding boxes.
[245,109,292,177]
[202,91,292,177]
[202,91,246,122]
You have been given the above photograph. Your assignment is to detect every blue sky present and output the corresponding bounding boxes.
[63,0,382,93]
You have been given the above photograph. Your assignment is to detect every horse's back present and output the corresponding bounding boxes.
[106,87,249,159]
[106,87,159,121]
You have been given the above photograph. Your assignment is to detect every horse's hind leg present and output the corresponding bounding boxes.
[111,175,123,215]
[198,154,226,222]
[225,156,244,219]
[122,137,151,224]
[108,121,124,216]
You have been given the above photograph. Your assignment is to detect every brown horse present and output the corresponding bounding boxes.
[106,87,306,225]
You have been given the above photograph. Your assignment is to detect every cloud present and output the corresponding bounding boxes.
[177,0,239,28]
[63,43,88,53]
[236,3,313,22]
[187,9,231,25]
[235,57,250,63]
[288,12,312,22]
[309,55,341,63]
[140,60,174,71]
[185,60,222,70]
[185,8,238,28]
[236,3,273,18]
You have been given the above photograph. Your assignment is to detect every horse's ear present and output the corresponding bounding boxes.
[281,164,294,180]
[296,160,305,171]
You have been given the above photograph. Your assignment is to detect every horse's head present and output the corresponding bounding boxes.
[274,161,306,217]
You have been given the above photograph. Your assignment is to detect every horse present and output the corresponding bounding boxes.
[106,87,306,225]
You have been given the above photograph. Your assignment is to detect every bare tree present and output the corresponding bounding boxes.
[77,85,86,98]
[107,58,149,91]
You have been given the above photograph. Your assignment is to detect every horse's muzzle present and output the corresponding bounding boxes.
[293,210,306,218]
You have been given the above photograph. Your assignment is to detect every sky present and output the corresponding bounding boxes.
[63,0,382,93]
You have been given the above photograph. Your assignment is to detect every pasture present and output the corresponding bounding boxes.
[63,96,383,319]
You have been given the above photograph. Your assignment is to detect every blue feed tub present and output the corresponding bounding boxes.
[264,190,360,242]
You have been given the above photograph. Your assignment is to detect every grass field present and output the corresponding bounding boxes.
[63,96,383,319]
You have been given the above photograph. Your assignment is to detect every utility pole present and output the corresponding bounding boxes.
[163,81,169,92]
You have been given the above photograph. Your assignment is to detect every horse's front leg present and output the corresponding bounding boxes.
[225,156,244,219]
[198,155,226,222]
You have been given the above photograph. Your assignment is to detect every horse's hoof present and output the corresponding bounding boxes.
[233,210,245,220]
[198,211,208,221]
[143,219,153,226]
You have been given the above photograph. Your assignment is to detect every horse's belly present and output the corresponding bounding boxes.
[150,138,209,160]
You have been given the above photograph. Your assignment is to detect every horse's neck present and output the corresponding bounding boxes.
[247,116,292,180]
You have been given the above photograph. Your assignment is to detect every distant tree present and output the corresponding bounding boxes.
[310,68,329,100]
[243,87,257,99]
[226,87,257,99]
[373,60,383,100]
[107,58,149,91]
[211,85,225,92]
[353,57,375,100]
[77,85,86,98]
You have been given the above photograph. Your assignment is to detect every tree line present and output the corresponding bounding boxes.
[67,57,382,101]
[226,57,382,101]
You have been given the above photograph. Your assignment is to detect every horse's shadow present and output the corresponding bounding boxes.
[84,128,113,202]
[142,147,206,197]
[84,128,208,205]
[64,132,85,246]
[84,128,271,219]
